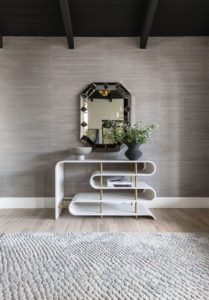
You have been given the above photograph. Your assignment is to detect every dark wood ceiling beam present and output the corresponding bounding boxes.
[140,0,159,49]
[59,0,74,49]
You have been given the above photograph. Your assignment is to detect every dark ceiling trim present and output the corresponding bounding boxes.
[140,0,159,49]
[59,0,74,49]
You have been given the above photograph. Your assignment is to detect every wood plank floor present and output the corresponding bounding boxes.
[0,209,209,233]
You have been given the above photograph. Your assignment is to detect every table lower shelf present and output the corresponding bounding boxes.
[69,193,155,218]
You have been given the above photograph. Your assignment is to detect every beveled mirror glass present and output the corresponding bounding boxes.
[80,82,131,151]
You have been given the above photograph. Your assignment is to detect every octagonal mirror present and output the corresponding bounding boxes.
[80,82,131,151]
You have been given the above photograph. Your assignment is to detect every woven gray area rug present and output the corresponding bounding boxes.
[0,233,209,300]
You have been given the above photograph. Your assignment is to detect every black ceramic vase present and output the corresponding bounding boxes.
[125,143,142,160]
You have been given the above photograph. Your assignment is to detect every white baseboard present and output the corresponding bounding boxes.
[0,198,54,209]
[145,197,209,208]
[0,197,209,209]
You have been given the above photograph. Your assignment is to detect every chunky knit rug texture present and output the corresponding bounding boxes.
[0,232,209,300]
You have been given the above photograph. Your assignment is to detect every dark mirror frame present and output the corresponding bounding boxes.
[80,82,131,152]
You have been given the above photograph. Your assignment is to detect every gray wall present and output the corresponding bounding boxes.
[0,37,209,197]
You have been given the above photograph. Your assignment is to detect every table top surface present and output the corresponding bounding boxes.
[56,159,155,164]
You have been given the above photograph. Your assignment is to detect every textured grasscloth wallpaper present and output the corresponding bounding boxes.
[0,37,209,197]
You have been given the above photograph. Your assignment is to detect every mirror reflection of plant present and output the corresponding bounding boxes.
[102,120,117,129]
[112,126,125,145]
[102,129,114,144]
[102,120,124,144]
[112,122,158,145]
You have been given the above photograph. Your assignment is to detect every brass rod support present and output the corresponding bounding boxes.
[135,163,138,218]
[100,162,103,218]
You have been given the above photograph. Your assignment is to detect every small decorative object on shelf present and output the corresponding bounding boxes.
[71,147,92,160]
[107,177,133,188]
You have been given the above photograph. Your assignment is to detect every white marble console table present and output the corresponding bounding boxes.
[55,160,156,220]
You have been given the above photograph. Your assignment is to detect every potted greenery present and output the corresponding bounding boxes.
[112,122,158,160]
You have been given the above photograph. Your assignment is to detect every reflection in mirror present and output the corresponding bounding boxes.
[80,82,131,151]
